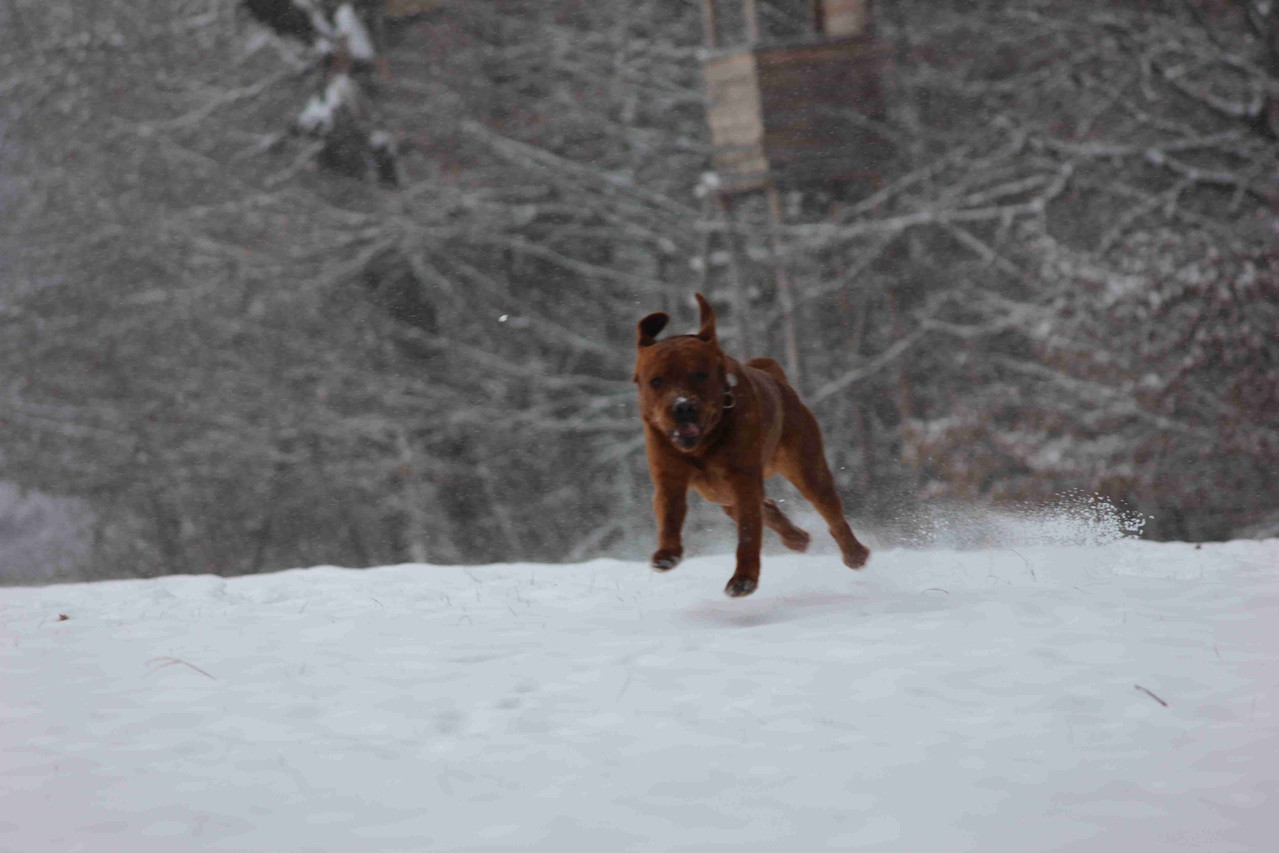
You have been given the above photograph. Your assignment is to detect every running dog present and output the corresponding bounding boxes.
[633,293,870,597]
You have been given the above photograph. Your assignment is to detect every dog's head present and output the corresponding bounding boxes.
[633,293,735,453]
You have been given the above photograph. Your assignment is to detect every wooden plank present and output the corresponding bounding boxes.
[759,37,891,186]
[704,48,767,188]
[714,144,768,173]
[704,51,762,150]
[821,0,871,36]
[753,34,887,70]
[715,166,770,194]
[703,51,757,84]
[701,36,891,193]
[755,36,889,121]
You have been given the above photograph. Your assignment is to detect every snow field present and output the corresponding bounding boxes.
[2,538,1276,852]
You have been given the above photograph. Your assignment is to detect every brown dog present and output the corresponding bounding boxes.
[633,293,870,597]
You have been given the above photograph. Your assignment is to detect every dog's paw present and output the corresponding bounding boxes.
[724,576,758,598]
[651,550,682,572]
[782,529,811,553]
[843,544,871,570]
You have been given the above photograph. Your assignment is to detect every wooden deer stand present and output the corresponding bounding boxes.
[698,0,889,389]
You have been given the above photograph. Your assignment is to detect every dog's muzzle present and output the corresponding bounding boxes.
[671,397,701,448]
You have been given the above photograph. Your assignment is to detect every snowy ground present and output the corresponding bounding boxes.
[2,533,1276,852]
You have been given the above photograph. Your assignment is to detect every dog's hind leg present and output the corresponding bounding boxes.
[765,499,812,552]
[777,416,870,570]
[721,499,810,553]
[730,500,811,552]
[788,466,869,568]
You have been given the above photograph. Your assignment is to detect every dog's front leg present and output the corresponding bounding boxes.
[650,470,689,572]
[725,476,764,597]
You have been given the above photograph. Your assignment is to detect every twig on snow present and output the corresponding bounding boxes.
[146,657,217,681]
[1134,684,1169,707]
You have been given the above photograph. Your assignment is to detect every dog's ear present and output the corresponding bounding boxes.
[695,293,717,343]
[637,312,669,347]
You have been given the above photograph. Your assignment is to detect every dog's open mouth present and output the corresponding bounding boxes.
[672,423,701,448]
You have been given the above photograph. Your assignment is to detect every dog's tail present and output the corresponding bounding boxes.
[746,357,787,383]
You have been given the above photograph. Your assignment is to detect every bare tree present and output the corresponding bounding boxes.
[2,1,1273,582]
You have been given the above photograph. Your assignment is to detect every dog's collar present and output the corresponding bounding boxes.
[723,370,737,410]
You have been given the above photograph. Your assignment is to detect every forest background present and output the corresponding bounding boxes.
[1,0,1276,583]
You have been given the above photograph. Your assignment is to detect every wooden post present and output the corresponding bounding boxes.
[744,0,760,44]
[715,193,757,355]
[764,182,803,392]
[811,0,827,36]
[700,0,720,49]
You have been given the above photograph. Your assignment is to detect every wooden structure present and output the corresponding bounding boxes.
[813,0,872,37]
[695,1,890,390]
[700,0,889,194]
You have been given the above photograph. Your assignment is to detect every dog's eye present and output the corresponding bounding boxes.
[691,371,709,384]
[649,377,665,389]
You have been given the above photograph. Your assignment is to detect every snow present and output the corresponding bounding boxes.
[297,0,335,40]
[333,4,376,62]
[2,535,1276,851]
[297,74,359,134]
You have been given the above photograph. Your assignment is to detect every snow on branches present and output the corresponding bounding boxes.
[244,1,398,185]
